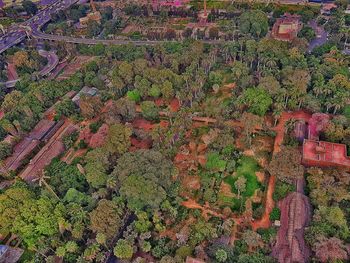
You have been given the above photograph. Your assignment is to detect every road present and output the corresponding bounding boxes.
[31,28,230,46]
[307,19,328,53]
[0,0,78,54]
[1,49,58,88]
[38,49,59,76]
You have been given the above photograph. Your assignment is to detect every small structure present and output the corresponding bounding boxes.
[79,0,102,27]
[72,86,98,106]
[302,140,350,168]
[152,0,190,10]
[0,245,24,263]
[321,3,337,15]
[186,257,205,263]
[345,4,350,15]
[294,120,308,143]
[271,13,302,42]
[307,113,329,140]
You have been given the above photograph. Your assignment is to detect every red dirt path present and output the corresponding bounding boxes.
[272,111,312,154]
[252,111,311,230]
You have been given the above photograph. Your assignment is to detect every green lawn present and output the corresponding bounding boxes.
[224,156,260,197]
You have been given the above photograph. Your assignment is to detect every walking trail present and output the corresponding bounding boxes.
[252,111,311,230]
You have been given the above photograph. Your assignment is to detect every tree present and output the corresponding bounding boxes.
[112,150,175,210]
[89,199,123,240]
[46,159,88,197]
[79,95,103,119]
[237,253,275,263]
[268,147,304,184]
[1,90,23,113]
[239,10,269,38]
[103,123,131,155]
[86,20,102,38]
[149,84,161,98]
[0,186,63,249]
[22,0,38,15]
[114,239,133,260]
[127,90,141,102]
[215,249,228,262]
[231,61,252,88]
[118,61,134,85]
[0,141,12,161]
[307,167,350,206]
[55,99,76,118]
[84,148,110,188]
[237,87,272,116]
[314,237,348,263]
[140,101,159,121]
[240,112,263,147]
[298,25,316,42]
[242,230,262,252]
[209,27,219,40]
[235,176,247,199]
[119,174,167,211]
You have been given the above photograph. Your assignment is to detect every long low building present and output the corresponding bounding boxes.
[0,119,61,174]
[20,121,76,182]
[302,139,350,168]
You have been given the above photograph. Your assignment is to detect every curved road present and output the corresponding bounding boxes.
[1,49,58,88]
[307,19,328,53]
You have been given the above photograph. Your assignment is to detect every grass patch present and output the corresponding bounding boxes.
[273,180,295,201]
[224,156,260,197]
[218,194,245,212]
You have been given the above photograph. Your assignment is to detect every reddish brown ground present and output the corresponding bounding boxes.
[251,175,276,231]
[57,56,95,81]
[272,111,311,153]
[7,62,18,81]
[252,111,311,230]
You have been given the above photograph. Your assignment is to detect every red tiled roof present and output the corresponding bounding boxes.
[302,140,350,168]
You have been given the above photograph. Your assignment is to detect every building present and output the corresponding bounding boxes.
[321,3,337,15]
[72,86,98,106]
[271,13,302,42]
[152,0,190,10]
[345,4,350,15]
[302,140,350,168]
[294,120,308,143]
[0,245,23,263]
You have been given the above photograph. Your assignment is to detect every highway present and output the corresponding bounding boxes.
[0,0,78,54]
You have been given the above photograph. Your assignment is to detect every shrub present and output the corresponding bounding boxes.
[127,90,141,102]
[270,207,281,221]
[273,180,295,201]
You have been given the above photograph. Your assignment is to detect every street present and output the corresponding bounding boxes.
[0,0,78,53]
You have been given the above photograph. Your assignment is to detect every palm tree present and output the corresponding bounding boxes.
[33,171,60,200]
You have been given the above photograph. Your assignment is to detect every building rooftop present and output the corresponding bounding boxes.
[271,13,302,42]
[0,245,23,263]
[72,86,98,106]
[302,140,350,168]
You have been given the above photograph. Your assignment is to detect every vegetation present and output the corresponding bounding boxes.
[0,2,349,262]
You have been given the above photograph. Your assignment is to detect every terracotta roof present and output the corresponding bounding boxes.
[0,245,24,263]
[303,140,350,168]
[186,257,205,263]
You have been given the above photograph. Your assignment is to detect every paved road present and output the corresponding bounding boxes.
[31,28,229,46]
[38,49,59,76]
[1,49,58,88]
[0,0,78,54]
[307,19,328,53]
